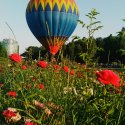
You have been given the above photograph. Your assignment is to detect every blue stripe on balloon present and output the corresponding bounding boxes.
[32,5,36,12]
[65,13,74,37]
[67,14,77,37]
[58,12,67,36]
[53,3,59,11]
[45,3,51,11]
[60,4,66,12]
[45,11,53,36]
[68,15,76,36]
[62,13,71,37]
[26,12,44,37]
[52,11,60,36]
[39,11,48,36]
[67,6,72,13]
[73,8,76,15]
[26,13,36,35]
[38,3,43,11]
[64,14,72,37]
[68,15,79,36]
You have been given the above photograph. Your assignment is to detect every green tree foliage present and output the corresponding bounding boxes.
[116,27,125,63]
[95,28,125,64]
[0,42,7,58]
[21,46,48,60]
[117,27,125,49]
[101,34,120,63]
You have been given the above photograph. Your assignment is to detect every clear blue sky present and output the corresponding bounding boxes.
[0,0,125,53]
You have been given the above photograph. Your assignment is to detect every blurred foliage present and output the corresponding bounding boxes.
[0,42,7,58]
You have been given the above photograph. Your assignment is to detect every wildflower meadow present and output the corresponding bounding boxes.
[0,53,125,125]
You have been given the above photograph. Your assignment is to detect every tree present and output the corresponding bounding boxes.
[116,27,125,63]
[117,27,125,49]
[0,42,7,58]
[21,46,45,60]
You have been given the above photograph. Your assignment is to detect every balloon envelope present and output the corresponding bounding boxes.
[26,0,79,55]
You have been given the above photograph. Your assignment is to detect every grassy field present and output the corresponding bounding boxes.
[0,56,125,125]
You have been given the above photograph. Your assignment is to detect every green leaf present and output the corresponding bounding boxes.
[28,105,37,110]
[77,20,85,25]
[27,93,38,99]
[104,88,107,95]
[86,14,92,19]
[72,35,80,40]
[86,116,97,124]
[90,21,101,26]
[91,26,103,31]
[92,103,99,111]
[107,108,115,116]
[96,26,103,29]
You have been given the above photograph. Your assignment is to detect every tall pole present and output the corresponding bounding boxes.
[5,22,16,41]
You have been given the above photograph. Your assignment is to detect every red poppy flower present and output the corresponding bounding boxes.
[7,91,16,97]
[70,70,75,75]
[53,65,61,72]
[22,65,27,70]
[0,84,4,87]
[9,53,22,63]
[77,73,82,78]
[38,84,44,90]
[96,70,121,87]
[2,109,16,118]
[24,122,37,125]
[63,66,69,72]
[37,61,47,68]
[53,65,61,70]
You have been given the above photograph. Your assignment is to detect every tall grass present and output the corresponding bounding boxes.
[0,58,125,125]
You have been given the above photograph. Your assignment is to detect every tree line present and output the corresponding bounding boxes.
[21,27,125,64]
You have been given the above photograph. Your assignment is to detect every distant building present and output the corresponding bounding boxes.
[1,39,19,55]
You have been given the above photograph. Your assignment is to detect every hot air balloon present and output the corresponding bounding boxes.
[26,0,79,55]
